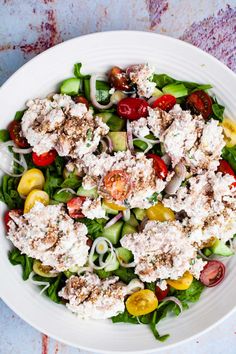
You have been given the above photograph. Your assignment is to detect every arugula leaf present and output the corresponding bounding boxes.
[0,129,10,142]
[212,100,225,122]
[150,311,170,342]
[8,249,33,280]
[61,174,81,189]
[95,269,112,279]
[0,175,23,209]
[145,282,156,292]
[79,218,106,239]
[222,146,236,173]
[44,168,63,198]
[53,190,73,203]
[14,110,26,121]
[54,156,65,176]
[152,74,176,88]
[113,267,137,284]
[112,310,139,324]
[172,279,204,303]
[47,275,63,303]
[74,62,90,79]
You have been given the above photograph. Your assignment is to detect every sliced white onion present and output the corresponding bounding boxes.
[28,271,50,295]
[126,120,134,153]
[90,73,113,110]
[77,266,93,275]
[96,239,109,255]
[114,249,136,268]
[100,139,108,153]
[161,153,171,166]
[165,163,186,195]
[123,209,131,222]
[12,147,33,154]
[0,143,27,177]
[57,188,77,195]
[160,296,183,313]
[88,237,115,270]
[148,96,158,105]
[104,212,123,229]
[103,136,113,153]
[126,278,144,295]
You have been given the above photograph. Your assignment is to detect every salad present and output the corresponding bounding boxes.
[1,62,236,341]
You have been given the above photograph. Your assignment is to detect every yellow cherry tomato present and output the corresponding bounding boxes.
[221,118,236,147]
[167,271,193,290]
[126,289,158,316]
[103,199,127,211]
[24,189,49,213]
[146,202,175,222]
[17,168,45,197]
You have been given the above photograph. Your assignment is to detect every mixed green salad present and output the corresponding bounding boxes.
[1,62,236,341]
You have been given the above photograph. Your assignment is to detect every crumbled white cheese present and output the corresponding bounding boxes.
[21,94,109,157]
[128,64,156,98]
[82,175,98,190]
[130,118,150,138]
[120,220,204,282]
[82,150,166,209]
[81,198,106,219]
[7,202,89,271]
[59,273,126,319]
[147,107,174,138]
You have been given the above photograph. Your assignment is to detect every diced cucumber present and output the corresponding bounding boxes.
[210,239,234,256]
[97,112,125,131]
[133,208,147,221]
[33,260,59,278]
[103,220,124,245]
[152,87,163,98]
[60,78,81,96]
[108,132,127,152]
[77,186,98,198]
[104,253,120,272]
[84,78,110,104]
[97,112,111,123]
[102,200,119,215]
[121,223,137,237]
[64,270,74,278]
[133,139,148,151]
[116,247,133,264]
[203,248,212,257]
[162,83,188,98]
[125,213,139,227]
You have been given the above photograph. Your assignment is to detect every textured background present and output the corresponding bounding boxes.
[0,0,236,353]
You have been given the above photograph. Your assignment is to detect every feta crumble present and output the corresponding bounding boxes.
[7,202,89,271]
[128,64,156,98]
[81,198,106,219]
[59,273,126,319]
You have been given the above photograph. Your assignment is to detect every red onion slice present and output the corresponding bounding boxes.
[90,74,113,110]
[126,120,134,153]
[12,147,33,154]
[104,212,123,229]
[160,296,183,313]
[165,163,186,195]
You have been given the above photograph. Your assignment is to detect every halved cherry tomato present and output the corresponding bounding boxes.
[24,189,49,213]
[126,289,158,316]
[186,90,212,119]
[67,196,86,219]
[103,199,127,211]
[146,202,175,222]
[117,97,148,120]
[218,159,236,187]
[32,150,57,167]
[104,170,131,201]
[147,153,168,179]
[167,271,193,290]
[155,285,169,301]
[152,94,176,111]
[4,209,22,232]
[108,66,130,91]
[8,121,29,148]
[200,260,225,287]
[17,168,45,197]
[73,95,89,109]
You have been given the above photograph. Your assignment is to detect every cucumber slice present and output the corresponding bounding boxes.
[77,186,98,198]
[84,78,110,104]
[203,248,212,257]
[133,208,147,221]
[126,213,139,227]
[162,83,188,98]
[102,200,119,215]
[103,220,123,244]
[97,113,125,132]
[116,247,133,264]
[108,132,127,152]
[33,260,59,278]
[133,139,148,151]
[60,78,81,96]
[210,239,234,256]
[104,253,120,272]
[121,223,137,237]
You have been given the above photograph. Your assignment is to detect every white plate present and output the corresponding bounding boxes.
[0,31,236,354]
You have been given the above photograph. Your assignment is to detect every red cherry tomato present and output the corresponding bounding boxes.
[152,94,176,111]
[104,170,131,201]
[155,285,169,301]
[147,154,168,180]
[108,66,130,91]
[117,98,148,120]
[200,260,225,287]
[218,160,236,187]
[32,150,57,167]
[186,90,213,119]
[73,95,89,109]
[67,196,86,219]
[4,209,22,232]
[8,121,29,148]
